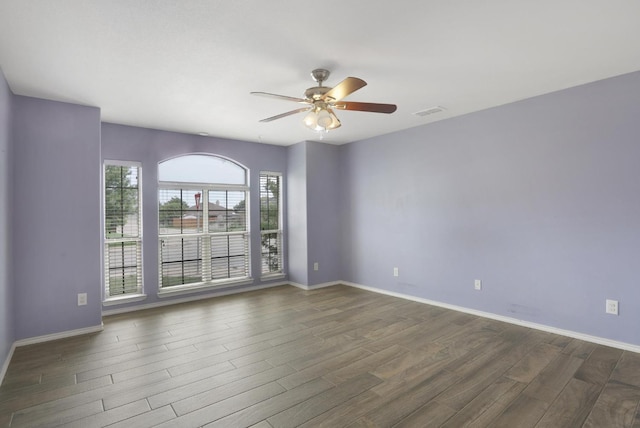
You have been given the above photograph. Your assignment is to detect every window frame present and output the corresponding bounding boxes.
[157,157,251,296]
[102,160,145,304]
[260,171,284,279]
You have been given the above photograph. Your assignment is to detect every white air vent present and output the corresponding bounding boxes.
[413,106,446,117]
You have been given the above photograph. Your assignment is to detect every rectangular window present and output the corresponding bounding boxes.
[260,172,283,276]
[159,187,249,288]
[104,162,143,299]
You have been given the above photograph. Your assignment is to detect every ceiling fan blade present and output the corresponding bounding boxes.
[322,77,367,102]
[333,101,397,114]
[251,92,309,104]
[259,107,311,122]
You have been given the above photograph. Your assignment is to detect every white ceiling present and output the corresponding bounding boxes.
[1,1,640,146]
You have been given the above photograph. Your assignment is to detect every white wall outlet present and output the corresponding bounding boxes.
[393,267,399,277]
[313,262,319,271]
[77,293,87,306]
[474,279,482,290]
[606,299,619,315]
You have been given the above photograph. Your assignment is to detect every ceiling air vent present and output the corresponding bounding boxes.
[413,106,445,117]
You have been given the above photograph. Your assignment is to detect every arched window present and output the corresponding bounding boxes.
[158,154,250,291]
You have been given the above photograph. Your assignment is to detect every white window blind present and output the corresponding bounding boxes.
[158,155,250,289]
[260,172,283,276]
[104,162,143,298]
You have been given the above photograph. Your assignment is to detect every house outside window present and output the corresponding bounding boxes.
[158,154,250,293]
[260,172,283,277]
[103,161,143,301]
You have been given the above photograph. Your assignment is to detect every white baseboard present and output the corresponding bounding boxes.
[102,281,290,316]
[4,279,636,389]
[13,324,105,347]
[343,281,640,354]
[1,324,104,386]
[0,342,16,387]
[289,281,341,291]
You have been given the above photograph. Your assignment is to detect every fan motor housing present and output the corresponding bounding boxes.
[305,86,331,101]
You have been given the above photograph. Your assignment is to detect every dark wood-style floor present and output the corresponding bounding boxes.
[1,285,639,427]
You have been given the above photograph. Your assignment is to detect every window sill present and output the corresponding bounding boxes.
[260,273,286,282]
[157,278,254,298]
[103,293,147,306]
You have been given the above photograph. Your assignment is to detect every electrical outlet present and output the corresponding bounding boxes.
[606,299,619,315]
[393,267,399,277]
[474,279,482,291]
[77,293,87,306]
[313,262,319,271]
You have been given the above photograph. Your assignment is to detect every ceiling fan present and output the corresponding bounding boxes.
[251,69,397,133]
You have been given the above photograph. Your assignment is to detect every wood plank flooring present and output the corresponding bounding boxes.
[1,284,639,427]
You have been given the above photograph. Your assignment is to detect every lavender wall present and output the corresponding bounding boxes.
[12,96,102,339]
[306,141,343,285]
[340,71,640,345]
[286,142,308,286]
[101,123,288,308]
[0,69,14,365]
[5,67,639,350]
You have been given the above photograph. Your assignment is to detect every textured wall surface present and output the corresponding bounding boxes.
[12,96,102,339]
[306,141,343,285]
[340,71,640,345]
[0,68,14,366]
[286,141,308,286]
[5,68,640,349]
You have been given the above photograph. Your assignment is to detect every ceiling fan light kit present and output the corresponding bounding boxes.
[303,104,341,133]
[252,69,397,134]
